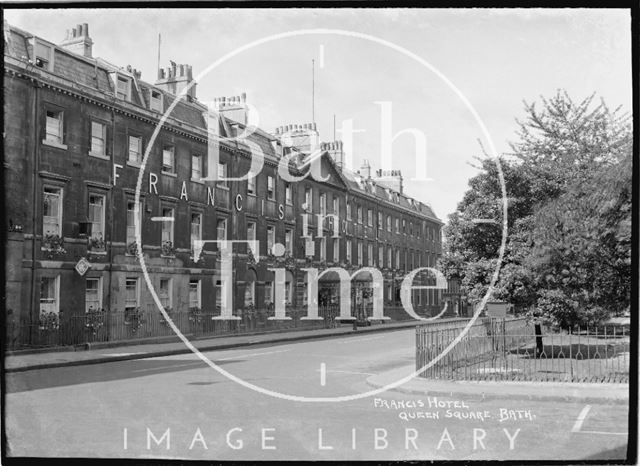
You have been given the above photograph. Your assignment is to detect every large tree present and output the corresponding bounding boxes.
[440,156,536,308]
[441,91,631,328]
[527,152,632,327]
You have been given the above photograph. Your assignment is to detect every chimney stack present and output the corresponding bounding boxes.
[320,140,344,170]
[360,159,372,179]
[155,61,196,101]
[210,94,250,125]
[276,121,320,153]
[60,23,93,58]
[373,169,403,194]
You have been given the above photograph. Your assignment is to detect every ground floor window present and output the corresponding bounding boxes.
[125,277,139,311]
[189,279,201,309]
[40,276,59,315]
[85,277,102,312]
[159,278,172,309]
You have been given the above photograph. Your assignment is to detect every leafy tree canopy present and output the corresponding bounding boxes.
[441,91,631,328]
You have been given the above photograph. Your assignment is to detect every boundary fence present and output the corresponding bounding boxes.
[6,305,342,350]
[416,317,629,383]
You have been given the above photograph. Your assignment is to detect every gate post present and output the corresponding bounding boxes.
[534,322,544,358]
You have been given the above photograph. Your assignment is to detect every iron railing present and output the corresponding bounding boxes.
[6,305,342,351]
[416,318,630,383]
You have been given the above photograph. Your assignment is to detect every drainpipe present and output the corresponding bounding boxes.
[108,106,116,318]
[29,78,41,330]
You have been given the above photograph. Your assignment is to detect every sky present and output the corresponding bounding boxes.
[4,8,633,222]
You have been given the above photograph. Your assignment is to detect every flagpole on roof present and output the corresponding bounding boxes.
[312,59,315,124]
[157,33,161,75]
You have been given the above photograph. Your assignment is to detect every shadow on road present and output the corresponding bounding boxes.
[580,444,628,461]
[6,358,243,393]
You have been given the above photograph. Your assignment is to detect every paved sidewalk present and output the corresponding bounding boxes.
[366,365,630,405]
[5,319,424,372]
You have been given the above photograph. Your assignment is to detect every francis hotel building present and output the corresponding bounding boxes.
[4,21,457,347]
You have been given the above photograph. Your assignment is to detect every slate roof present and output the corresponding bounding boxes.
[4,22,206,130]
[338,165,438,220]
[4,21,440,223]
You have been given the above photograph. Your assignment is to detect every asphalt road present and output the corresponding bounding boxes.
[5,328,630,461]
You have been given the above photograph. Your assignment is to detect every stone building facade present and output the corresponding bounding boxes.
[4,22,445,334]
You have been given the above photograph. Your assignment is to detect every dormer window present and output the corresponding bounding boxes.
[116,75,131,101]
[150,90,163,112]
[32,38,54,71]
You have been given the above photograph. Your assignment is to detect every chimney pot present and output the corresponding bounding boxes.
[83,23,89,36]
[241,92,246,102]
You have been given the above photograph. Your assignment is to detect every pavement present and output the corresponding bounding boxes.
[4,319,424,372]
[366,365,630,405]
[5,318,629,405]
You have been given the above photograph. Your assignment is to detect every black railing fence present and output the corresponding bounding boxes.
[416,317,630,383]
[6,305,345,350]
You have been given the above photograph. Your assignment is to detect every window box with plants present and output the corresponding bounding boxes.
[283,252,296,268]
[126,241,139,256]
[246,249,257,266]
[88,233,107,255]
[42,233,67,258]
[161,240,175,257]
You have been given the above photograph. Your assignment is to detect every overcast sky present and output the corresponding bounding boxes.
[5,8,632,221]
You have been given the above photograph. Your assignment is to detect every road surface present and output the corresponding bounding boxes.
[5,328,629,461]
